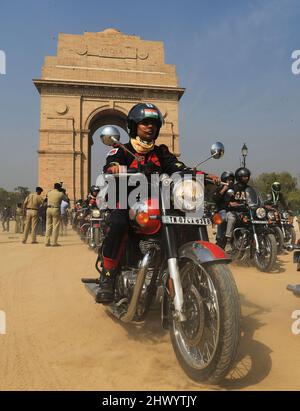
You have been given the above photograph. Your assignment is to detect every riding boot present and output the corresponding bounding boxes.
[95,268,116,304]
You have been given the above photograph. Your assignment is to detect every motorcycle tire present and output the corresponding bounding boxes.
[252,233,277,272]
[285,226,296,245]
[273,226,284,254]
[168,262,240,384]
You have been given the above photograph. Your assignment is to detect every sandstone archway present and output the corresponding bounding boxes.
[34,28,184,201]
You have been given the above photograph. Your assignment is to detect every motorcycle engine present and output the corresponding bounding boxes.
[116,267,155,300]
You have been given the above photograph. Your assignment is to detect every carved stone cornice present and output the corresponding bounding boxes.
[38,150,82,155]
[33,79,185,101]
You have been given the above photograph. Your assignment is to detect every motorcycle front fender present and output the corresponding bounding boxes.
[178,240,231,266]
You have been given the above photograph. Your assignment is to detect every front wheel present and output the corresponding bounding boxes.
[252,233,277,272]
[285,226,296,245]
[273,226,284,254]
[168,262,240,384]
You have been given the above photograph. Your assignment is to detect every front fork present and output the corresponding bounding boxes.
[250,211,260,252]
[160,182,186,322]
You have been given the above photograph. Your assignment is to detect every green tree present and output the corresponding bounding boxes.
[14,186,30,201]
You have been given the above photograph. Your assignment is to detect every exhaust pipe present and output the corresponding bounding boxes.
[120,250,154,323]
[83,249,155,323]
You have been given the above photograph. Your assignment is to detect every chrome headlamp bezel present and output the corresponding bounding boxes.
[91,209,101,218]
[256,207,266,219]
[172,178,203,212]
[267,211,275,220]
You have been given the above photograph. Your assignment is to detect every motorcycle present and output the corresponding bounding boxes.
[287,239,300,297]
[266,209,284,254]
[222,187,277,272]
[85,205,104,251]
[82,126,241,384]
[279,210,296,246]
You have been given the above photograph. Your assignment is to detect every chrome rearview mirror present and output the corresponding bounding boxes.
[100,125,140,162]
[210,142,225,159]
[100,126,121,146]
[194,141,225,169]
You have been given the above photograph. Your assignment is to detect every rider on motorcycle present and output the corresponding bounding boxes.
[85,185,101,208]
[224,167,251,253]
[213,171,235,248]
[265,182,288,211]
[95,102,220,304]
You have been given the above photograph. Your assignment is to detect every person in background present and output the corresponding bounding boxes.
[45,183,68,247]
[60,188,70,236]
[22,187,44,244]
[1,205,12,232]
[15,203,24,234]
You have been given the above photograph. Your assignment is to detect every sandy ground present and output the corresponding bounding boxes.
[0,224,300,391]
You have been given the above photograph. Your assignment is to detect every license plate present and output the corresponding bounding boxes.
[162,216,211,225]
[252,221,268,224]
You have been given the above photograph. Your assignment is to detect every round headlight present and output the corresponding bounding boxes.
[282,212,289,219]
[92,209,101,218]
[172,178,203,212]
[267,211,275,220]
[256,207,266,219]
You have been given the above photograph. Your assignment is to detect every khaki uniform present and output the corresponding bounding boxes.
[15,207,24,233]
[45,189,68,245]
[23,193,44,242]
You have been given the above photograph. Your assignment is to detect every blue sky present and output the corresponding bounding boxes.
[0,0,300,190]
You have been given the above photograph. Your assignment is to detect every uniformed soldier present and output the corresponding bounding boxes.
[15,203,24,233]
[22,187,44,243]
[45,183,68,247]
[1,205,12,232]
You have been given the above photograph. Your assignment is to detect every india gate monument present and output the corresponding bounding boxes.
[33,28,185,201]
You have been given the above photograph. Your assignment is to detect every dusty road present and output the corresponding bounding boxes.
[0,226,300,391]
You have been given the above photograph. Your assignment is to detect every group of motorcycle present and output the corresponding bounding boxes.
[76,125,296,385]
[72,196,106,252]
[211,191,296,273]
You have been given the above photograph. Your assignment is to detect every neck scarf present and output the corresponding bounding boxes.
[130,137,155,154]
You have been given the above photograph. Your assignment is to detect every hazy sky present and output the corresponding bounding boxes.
[0,0,300,190]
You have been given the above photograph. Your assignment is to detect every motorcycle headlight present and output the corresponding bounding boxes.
[172,178,203,212]
[92,209,101,218]
[256,207,266,219]
[282,212,289,219]
[267,211,275,220]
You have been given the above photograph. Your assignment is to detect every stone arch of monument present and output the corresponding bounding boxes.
[34,28,184,201]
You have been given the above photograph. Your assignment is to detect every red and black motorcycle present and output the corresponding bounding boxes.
[82,127,240,384]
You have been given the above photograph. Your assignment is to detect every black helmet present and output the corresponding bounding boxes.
[235,167,251,183]
[272,181,281,192]
[127,103,164,139]
[220,171,234,183]
[90,185,100,194]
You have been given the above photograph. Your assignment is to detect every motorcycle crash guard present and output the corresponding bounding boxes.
[178,240,231,266]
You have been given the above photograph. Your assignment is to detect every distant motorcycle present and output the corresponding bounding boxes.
[224,187,277,272]
[266,210,284,253]
[287,240,300,297]
[279,210,296,246]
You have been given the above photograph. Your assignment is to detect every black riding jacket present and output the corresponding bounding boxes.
[103,142,190,175]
